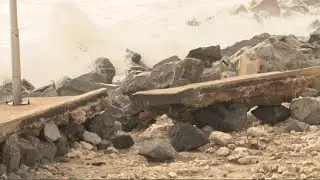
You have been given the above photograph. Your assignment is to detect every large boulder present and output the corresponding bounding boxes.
[290,97,320,125]
[250,0,281,17]
[229,35,311,75]
[60,122,85,141]
[194,103,248,132]
[82,131,102,145]
[251,105,291,125]
[42,121,61,143]
[92,57,116,84]
[138,139,178,162]
[86,111,115,140]
[17,138,40,167]
[1,79,35,93]
[2,135,20,172]
[168,123,209,152]
[152,56,180,69]
[125,49,150,72]
[55,132,70,157]
[121,71,150,95]
[37,141,57,161]
[186,45,221,68]
[221,33,271,57]
[110,131,134,149]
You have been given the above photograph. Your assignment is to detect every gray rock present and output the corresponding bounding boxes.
[221,33,271,57]
[284,118,310,133]
[251,105,291,125]
[1,79,35,93]
[105,105,137,132]
[250,0,281,17]
[153,56,180,69]
[17,138,40,167]
[82,131,102,145]
[194,103,248,132]
[0,88,12,103]
[125,49,142,64]
[60,122,85,141]
[209,131,233,145]
[43,121,61,142]
[94,57,116,83]
[7,172,22,180]
[290,97,320,125]
[138,139,178,162]
[186,45,221,68]
[87,111,115,140]
[171,58,205,85]
[121,71,150,95]
[200,68,220,82]
[168,123,209,152]
[0,164,7,175]
[309,28,320,45]
[41,86,58,97]
[147,62,177,90]
[38,141,57,161]
[111,131,134,149]
[2,135,20,172]
[97,140,111,150]
[55,132,70,157]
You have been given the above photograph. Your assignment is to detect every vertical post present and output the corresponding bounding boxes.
[9,0,22,105]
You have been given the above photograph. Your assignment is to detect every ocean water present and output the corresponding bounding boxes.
[0,0,318,87]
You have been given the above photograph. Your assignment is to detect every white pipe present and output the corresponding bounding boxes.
[9,0,22,105]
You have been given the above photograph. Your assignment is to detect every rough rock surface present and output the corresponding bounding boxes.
[87,111,115,140]
[209,131,233,145]
[43,121,61,142]
[111,131,134,149]
[152,56,180,69]
[17,138,40,167]
[169,123,208,152]
[290,97,320,125]
[2,135,20,172]
[82,131,102,145]
[251,105,291,124]
[138,139,178,162]
[60,122,85,141]
[186,45,222,68]
[194,103,248,132]
[55,132,70,156]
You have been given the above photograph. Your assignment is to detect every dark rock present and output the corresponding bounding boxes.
[284,119,310,133]
[60,122,85,141]
[55,132,70,157]
[172,58,205,85]
[97,140,111,150]
[186,45,221,68]
[168,123,209,152]
[121,71,150,95]
[125,49,142,64]
[138,139,178,162]
[0,164,7,175]
[17,138,40,167]
[221,71,237,79]
[153,56,180,69]
[87,111,115,140]
[251,105,291,125]
[2,135,20,172]
[290,97,320,125]
[199,68,220,82]
[14,168,29,179]
[111,131,134,149]
[309,28,320,45]
[42,121,61,142]
[7,172,22,180]
[105,105,137,132]
[82,131,102,145]
[194,103,248,132]
[38,141,57,161]
[55,76,109,96]
[221,33,271,57]
[0,88,12,103]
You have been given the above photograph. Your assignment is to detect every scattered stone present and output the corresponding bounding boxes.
[216,147,231,156]
[2,135,20,172]
[43,121,61,142]
[17,138,40,167]
[209,131,233,145]
[284,118,310,132]
[97,140,111,150]
[251,173,265,180]
[186,45,222,68]
[168,171,177,178]
[290,97,320,125]
[80,141,94,150]
[169,123,209,152]
[247,127,267,137]
[105,146,119,154]
[87,111,115,140]
[138,139,178,162]
[195,103,248,132]
[82,131,102,145]
[111,131,134,149]
[251,105,291,124]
